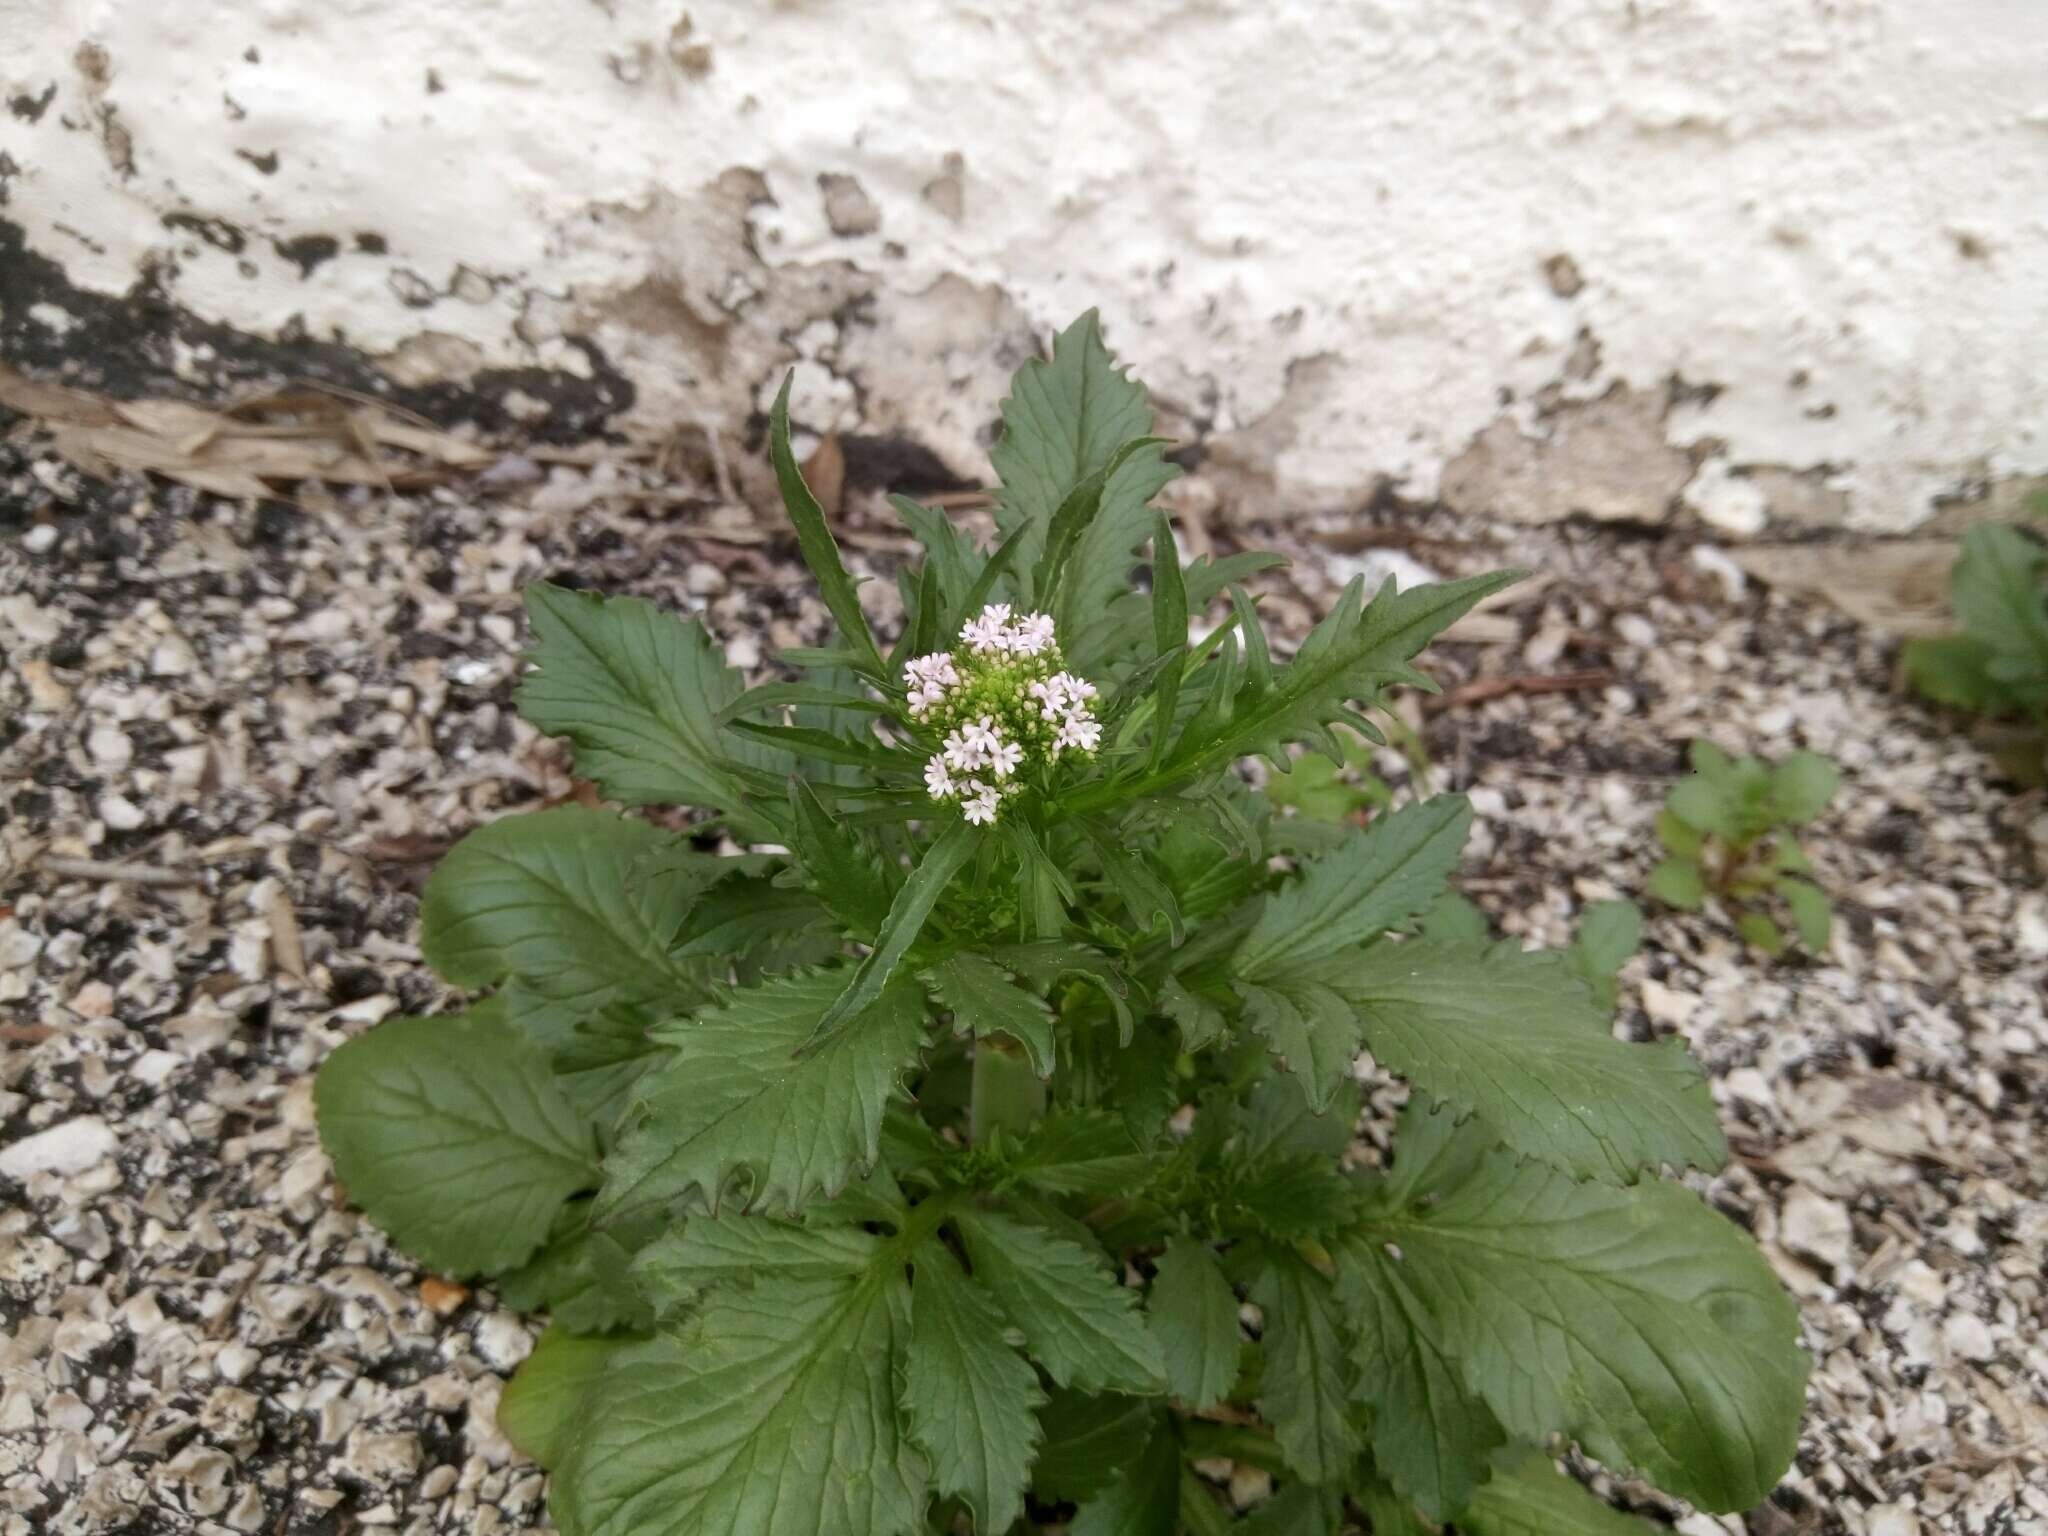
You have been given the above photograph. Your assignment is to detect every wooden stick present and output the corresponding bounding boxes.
[1424,670,1617,713]
[40,856,200,888]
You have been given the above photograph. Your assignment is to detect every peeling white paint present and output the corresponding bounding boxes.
[3,0,2046,528]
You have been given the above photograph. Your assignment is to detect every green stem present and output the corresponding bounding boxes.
[969,1036,1045,1145]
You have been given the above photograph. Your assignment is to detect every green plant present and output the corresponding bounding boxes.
[1902,523,2048,786]
[315,314,1807,1535]
[1648,740,1837,956]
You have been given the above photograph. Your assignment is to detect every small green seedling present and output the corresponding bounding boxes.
[1649,741,1837,956]
[1902,523,2048,786]
[1564,898,1643,1014]
[1266,711,1430,826]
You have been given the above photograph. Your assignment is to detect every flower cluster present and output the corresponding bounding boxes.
[903,605,1102,825]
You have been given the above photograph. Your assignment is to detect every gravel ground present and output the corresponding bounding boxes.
[2,433,2044,1536]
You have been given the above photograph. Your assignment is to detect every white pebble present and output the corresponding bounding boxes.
[473,1312,533,1372]
[99,794,147,831]
[88,724,134,769]
[1780,1188,1853,1271]
[0,1116,117,1178]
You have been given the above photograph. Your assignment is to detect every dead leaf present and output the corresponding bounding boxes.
[801,431,845,519]
[419,1276,470,1315]
[1,363,492,501]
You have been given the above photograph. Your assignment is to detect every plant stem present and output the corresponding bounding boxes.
[969,1035,1045,1145]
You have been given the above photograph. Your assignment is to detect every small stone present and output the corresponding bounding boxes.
[1638,978,1697,1030]
[473,1312,532,1372]
[20,657,71,710]
[685,561,727,596]
[150,635,198,676]
[1867,1504,1924,1536]
[88,724,134,769]
[70,980,115,1018]
[1614,613,1657,648]
[99,793,146,831]
[1780,1189,1853,1271]
[342,1430,423,1484]
[216,1342,260,1383]
[1941,1311,1995,1362]
[0,1116,117,1178]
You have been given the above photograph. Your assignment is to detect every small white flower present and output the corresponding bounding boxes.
[1010,612,1056,656]
[942,727,985,772]
[961,781,1002,825]
[988,736,1024,780]
[961,603,1015,654]
[962,716,1001,755]
[1056,711,1102,753]
[924,756,957,799]
[1050,670,1096,703]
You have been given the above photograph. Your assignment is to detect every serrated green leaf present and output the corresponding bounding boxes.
[315,1011,596,1276]
[954,1209,1167,1394]
[1241,1071,1355,1164]
[1736,909,1787,955]
[1231,1153,1356,1239]
[1235,796,1472,980]
[1458,1452,1662,1535]
[1067,1416,1179,1536]
[786,778,897,939]
[1332,1234,1504,1517]
[1770,750,1839,824]
[1645,856,1706,910]
[1238,1482,1345,1535]
[1159,974,1229,1051]
[892,495,986,627]
[1565,899,1641,1015]
[1953,524,2048,710]
[904,1240,1044,1533]
[810,820,977,1046]
[420,806,717,1005]
[517,585,772,820]
[1155,570,1518,787]
[1147,1238,1241,1410]
[553,1266,926,1536]
[768,375,887,680]
[1350,1105,1809,1514]
[988,940,1141,1042]
[1148,513,1191,770]
[1035,433,1173,601]
[1237,976,1360,1111]
[924,952,1056,1077]
[1249,1246,1361,1483]
[1903,633,2009,713]
[497,1204,656,1333]
[498,1326,639,1471]
[1654,808,1705,859]
[1779,877,1832,951]
[1031,1390,1158,1503]
[1335,939,1726,1182]
[1665,776,1732,840]
[990,311,1171,617]
[597,971,926,1221]
[630,1212,880,1317]
[1002,1110,1159,1197]
[1416,888,1490,944]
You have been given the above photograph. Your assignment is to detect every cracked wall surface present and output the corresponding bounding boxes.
[3,0,2046,530]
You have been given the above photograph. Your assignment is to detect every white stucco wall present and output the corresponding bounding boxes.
[3,0,2046,530]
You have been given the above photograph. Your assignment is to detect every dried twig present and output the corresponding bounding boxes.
[1424,670,1616,713]
[40,856,200,888]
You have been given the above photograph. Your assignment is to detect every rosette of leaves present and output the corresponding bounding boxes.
[315,313,1808,1535]
[1902,521,2048,786]
[1648,740,1838,956]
